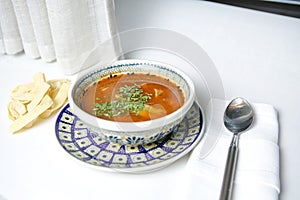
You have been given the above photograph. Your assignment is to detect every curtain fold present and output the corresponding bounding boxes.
[0,0,121,75]
[0,0,23,54]
[0,25,5,54]
[12,0,40,58]
[27,0,55,62]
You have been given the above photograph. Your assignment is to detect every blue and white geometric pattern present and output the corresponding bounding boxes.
[55,102,203,172]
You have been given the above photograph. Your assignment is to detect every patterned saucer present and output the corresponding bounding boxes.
[55,102,204,173]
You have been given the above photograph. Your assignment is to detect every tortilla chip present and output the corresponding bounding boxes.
[39,82,70,119]
[11,83,35,103]
[8,72,70,133]
[10,95,53,133]
[26,82,50,111]
[7,100,27,120]
[33,72,46,82]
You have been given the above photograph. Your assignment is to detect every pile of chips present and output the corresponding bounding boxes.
[8,72,70,133]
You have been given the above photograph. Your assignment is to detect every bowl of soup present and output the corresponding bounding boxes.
[69,59,195,146]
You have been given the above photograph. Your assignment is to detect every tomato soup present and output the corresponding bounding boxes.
[80,73,184,122]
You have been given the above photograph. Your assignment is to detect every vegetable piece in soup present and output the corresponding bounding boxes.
[80,73,184,122]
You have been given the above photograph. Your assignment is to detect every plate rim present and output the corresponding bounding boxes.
[54,102,205,173]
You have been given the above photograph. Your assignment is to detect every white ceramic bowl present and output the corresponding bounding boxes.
[69,59,195,146]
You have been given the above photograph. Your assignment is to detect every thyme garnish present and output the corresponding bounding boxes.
[93,84,152,118]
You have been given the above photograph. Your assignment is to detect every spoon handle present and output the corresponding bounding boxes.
[220,134,239,200]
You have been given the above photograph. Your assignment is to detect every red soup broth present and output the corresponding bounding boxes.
[80,73,185,122]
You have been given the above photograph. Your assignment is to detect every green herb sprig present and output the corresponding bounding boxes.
[93,84,152,118]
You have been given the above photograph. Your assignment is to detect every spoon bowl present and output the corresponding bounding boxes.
[220,97,254,200]
[224,97,254,134]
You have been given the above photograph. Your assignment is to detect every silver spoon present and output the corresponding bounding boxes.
[220,97,254,200]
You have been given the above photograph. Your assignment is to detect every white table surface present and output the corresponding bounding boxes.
[1,1,300,199]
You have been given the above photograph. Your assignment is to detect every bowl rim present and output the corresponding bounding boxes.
[68,59,196,133]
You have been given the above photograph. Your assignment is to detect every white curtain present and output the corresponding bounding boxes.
[0,0,121,75]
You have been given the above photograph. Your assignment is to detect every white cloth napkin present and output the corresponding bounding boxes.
[180,99,280,200]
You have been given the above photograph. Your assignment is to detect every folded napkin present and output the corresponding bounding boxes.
[179,99,280,200]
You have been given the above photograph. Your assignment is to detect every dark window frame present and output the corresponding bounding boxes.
[205,0,300,18]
